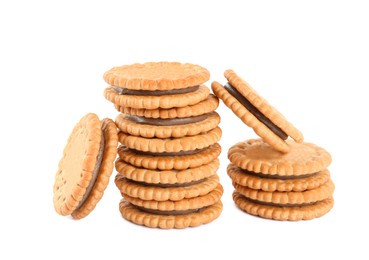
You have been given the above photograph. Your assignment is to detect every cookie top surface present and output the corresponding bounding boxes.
[103,62,210,91]
[228,139,332,176]
[53,114,118,218]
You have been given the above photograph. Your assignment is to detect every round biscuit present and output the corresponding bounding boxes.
[118,127,222,153]
[227,164,331,192]
[117,143,221,170]
[115,174,220,201]
[104,62,210,91]
[119,200,223,229]
[233,192,334,221]
[115,112,220,138]
[228,139,332,176]
[114,94,219,119]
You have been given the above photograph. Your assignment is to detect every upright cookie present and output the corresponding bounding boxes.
[53,113,118,219]
[212,70,303,153]
[103,62,211,109]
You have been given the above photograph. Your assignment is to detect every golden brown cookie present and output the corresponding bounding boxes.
[115,174,219,201]
[115,158,219,184]
[104,85,210,109]
[114,94,219,119]
[233,192,334,221]
[227,164,331,192]
[118,127,222,153]
[103,62,210,91]
[233,179,334,205]
[228,139,332,176]
[53,114,118,219]
[212,69,303,153]
[115,112,220,138]
[122,184,223,211]
[119,200,223,229]
[117,143,221,170]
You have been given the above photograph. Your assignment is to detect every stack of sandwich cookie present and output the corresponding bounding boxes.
[212,70,335,220]
[228,139,334,220]
[103,62,223,228]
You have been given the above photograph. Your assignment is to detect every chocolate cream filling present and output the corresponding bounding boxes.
[126,113,209,126]
[244,196,319,208]
[136,206,200,216]
[133,178,206,188]
[75,131,105,210]
[241,169,318,180]
[224,82,288,140]
[112,85,199,96]
[128,148,206,156]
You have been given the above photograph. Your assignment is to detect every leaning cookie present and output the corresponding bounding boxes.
[53,113,118,219]
[212,70,303,153]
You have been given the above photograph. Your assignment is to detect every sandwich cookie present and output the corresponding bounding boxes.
[118,127,222,153]
[212,70,303,153]
[114,94,219,119]
[104,62,210,109]
[115,174,220,202]
[119,200,223,229]
[227,139,335,220]
[228,164,331,192]
[228,139,332,176]
[117,143,221,170]
[53,113,118,219]
[115,158,220,184]
[115,111,220,138]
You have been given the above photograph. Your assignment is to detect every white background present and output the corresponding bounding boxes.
[1,0,368,259]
